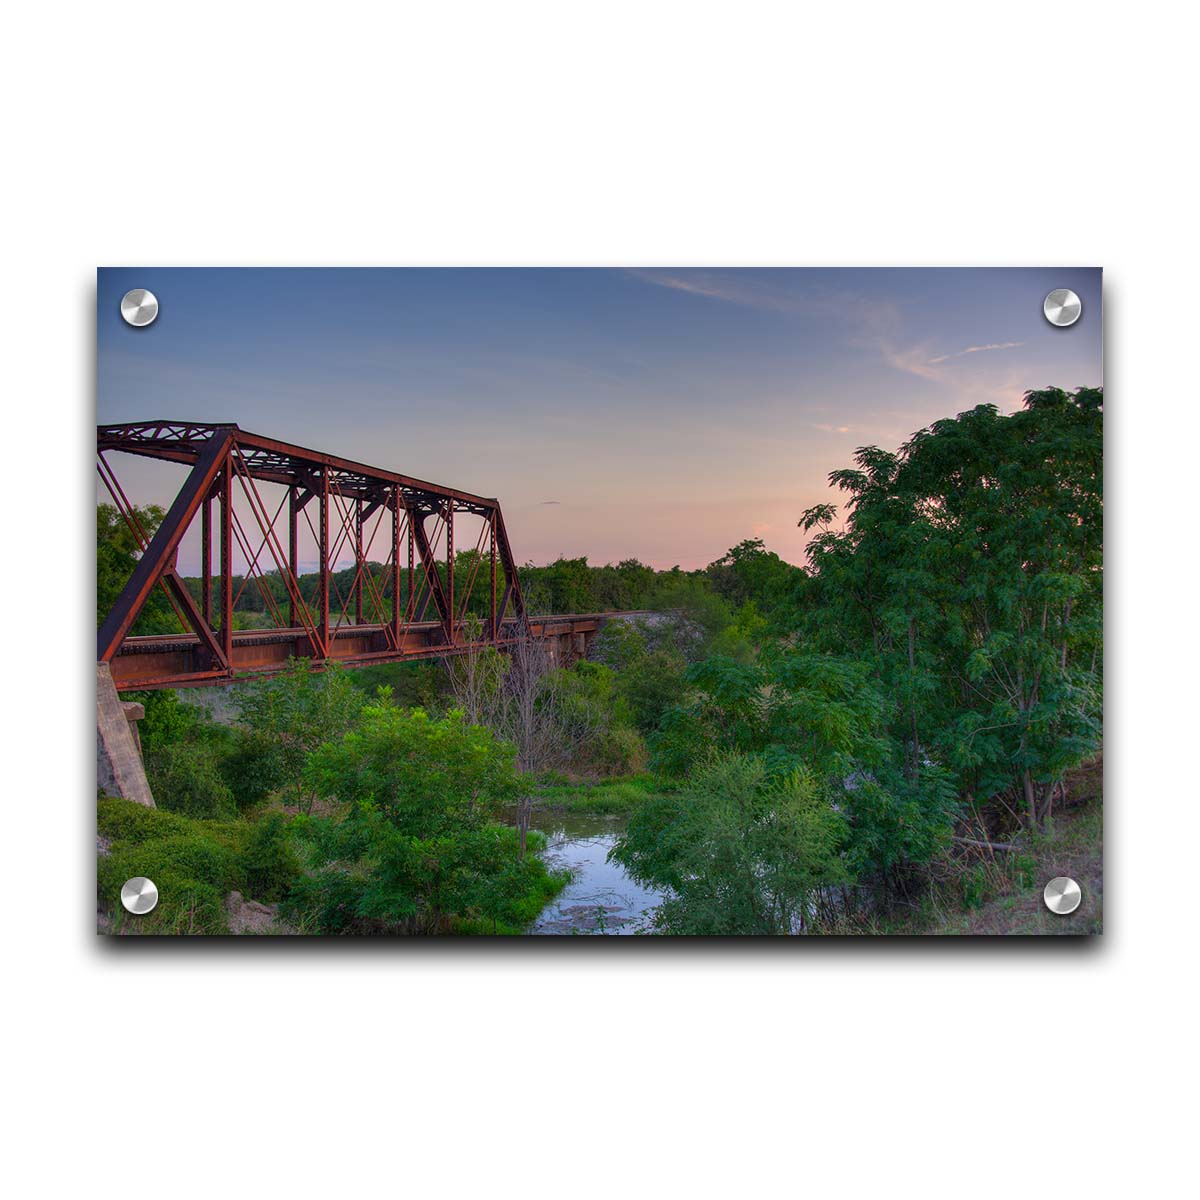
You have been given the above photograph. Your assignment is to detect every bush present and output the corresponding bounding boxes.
[536,774,672,813]
[106,871,228,935]
[98,813,243,936]
[612,754,850,935]
[241,812,300,901]
[100,832,241,895]
[284,821,567,935]
[591,725,650,775]
[98,795,196,842]
[290,709,564,933]
[617,648,687,733]
[219,729,289,811]
[127,689,200,754]
[97,797,302,935]
[145,743,237,819]
[232,660,365,811]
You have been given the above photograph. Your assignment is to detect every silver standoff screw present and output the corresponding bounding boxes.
[1043,288,1081,328]
[1043,876,1081,915]
[121,876,159,915]
[120,288,159,327]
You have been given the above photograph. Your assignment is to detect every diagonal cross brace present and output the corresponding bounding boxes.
[97,430,236,664]
[411,508,454,635]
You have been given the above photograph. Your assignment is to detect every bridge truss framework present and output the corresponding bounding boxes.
[96,421,547,690]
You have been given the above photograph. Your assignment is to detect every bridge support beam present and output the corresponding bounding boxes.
[96,663,155,807]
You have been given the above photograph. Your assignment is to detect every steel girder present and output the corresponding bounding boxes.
[97,421,530,688]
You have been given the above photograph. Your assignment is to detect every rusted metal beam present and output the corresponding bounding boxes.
[97,430,234,662]
[96,420,530,684]
[220,454,233,668]
[411,508,453,632]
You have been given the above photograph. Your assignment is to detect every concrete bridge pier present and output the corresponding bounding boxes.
[544,625,598,667]
[97,663,155,807]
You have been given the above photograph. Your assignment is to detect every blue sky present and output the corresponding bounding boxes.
[97,267,1102,571]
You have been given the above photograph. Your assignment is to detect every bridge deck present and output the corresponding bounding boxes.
[110,612,645,690]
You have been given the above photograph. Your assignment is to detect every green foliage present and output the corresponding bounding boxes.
[616,649,688,733]
[645,645,962,888]
[795,387,1103,828]
[649,648,890,779]
[97,503,179,635]
[306,704,518,833]
[343,660,451,709]
[233,660,365,811]
[552,660,648,772]
[292,705,554,933]
[98,797,259,935]
[708,601,768,663]
[145,742,237,820]
[240,812,300,900]
[127,689,200,754]
[218,729,290,811]
[644,569,734,635]
[840,767,959,882]
[97,797,308,934]
[612,754,849,934]
[705,538,801,619]
[287,820,566,935]
[535,773,675,813]
[98,795,198,842]
[519,555,660,614]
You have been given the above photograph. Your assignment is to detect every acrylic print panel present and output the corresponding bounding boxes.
[95,267,1103,937]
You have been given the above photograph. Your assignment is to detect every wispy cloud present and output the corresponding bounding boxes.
[626,269,898,335]
[875,339,1024,381]
[812,423,853,434]
[927,341,1023,365]
[878,342,947,382]
[626,269,803,313]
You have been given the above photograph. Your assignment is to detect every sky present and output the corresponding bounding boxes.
[97,267,1102,573]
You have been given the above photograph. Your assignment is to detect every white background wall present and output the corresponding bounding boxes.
[3,3,1194,1196]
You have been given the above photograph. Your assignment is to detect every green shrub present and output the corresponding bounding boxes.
[98,815,243,936]
[241,813,300,901]
[232,660,365,811]
[125,689,200,754]
[100,833,241,896]
[219,729,289,811]
[106,871,229,935]
[961,865,989,910]
[98,795,195,842]
[146,743,237,819]
[594,726,649,774]
[612,754,850,935]
[97,796,300,935]
[536,773,671,813]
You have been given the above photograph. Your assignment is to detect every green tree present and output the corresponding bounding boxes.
[612,754,849,934]
[306,704,517,834]
[796,387,1102,828]
[232,660,364,811]
[297,705,545,933]
[97,503,179,635]
[706,538,800,617]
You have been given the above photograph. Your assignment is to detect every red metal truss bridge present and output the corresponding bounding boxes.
[97,421,607,690]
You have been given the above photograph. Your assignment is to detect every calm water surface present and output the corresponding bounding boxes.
[525,810,664,935]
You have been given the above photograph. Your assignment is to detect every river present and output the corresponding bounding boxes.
[525,809,664,935]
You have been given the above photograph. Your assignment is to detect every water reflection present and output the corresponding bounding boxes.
[523,810,664,935]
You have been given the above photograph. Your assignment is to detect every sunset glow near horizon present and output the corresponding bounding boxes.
[97,267,1102,575]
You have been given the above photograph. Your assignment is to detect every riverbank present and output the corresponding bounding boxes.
[875,757,1103,936]
[533,773,675,814]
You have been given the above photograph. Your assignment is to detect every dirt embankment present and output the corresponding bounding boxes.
[937,756,1103,936]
